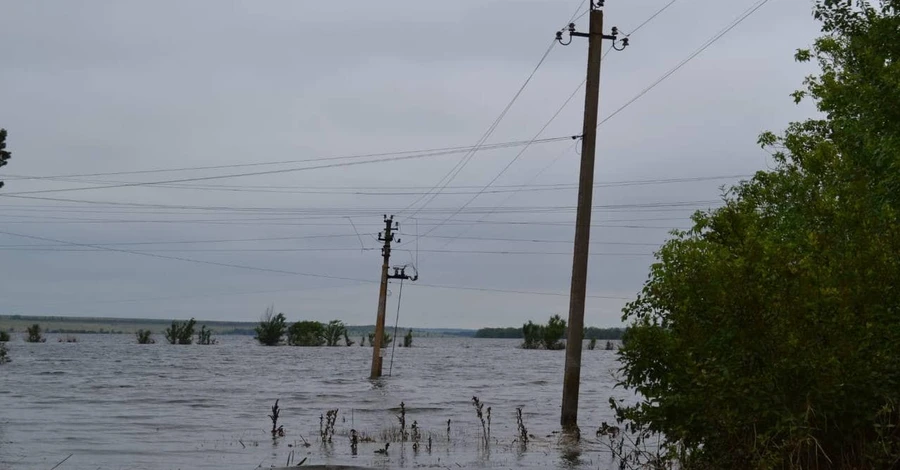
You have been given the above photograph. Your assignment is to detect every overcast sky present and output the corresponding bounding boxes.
[0,0,821,328]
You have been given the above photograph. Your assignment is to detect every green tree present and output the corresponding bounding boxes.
[25,324,44,343]
[255,307,286,346]
[615,2,900,468]
[521,321,542,349]
[164,318,196,345]
[321,320,347,346]
[0,128,11,189]
[288,321,325,346]
[541,314,566,350]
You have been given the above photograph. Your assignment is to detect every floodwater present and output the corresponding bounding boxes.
[0,335,634,469]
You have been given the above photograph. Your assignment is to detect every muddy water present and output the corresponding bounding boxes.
[0,335,633,469]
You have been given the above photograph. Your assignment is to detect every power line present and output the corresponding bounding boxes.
[0,137,575,196]
[0,173,751,197]
[0,229,631,299]
[400,39,560,217]
[0,246,653,256]
[5,137,572,182]
[597,0,772,128]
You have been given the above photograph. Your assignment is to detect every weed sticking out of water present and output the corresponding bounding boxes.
[516,407,528,447]
[374,442,389,455]
[321,409,338,443]
[57,335,77,343]
[588,338,597,350]
[472,396,489,445]
[446,419,451,441]
[0,330,11,342]
[397,401,408,441]
[268,399,284,438]
[135,329,155,344]
[605,340,614,351]
[0,343,9,364]
[427,434,433,453]
[344,331,355,346]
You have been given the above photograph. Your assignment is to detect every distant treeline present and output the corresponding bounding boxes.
[475,326,625,339]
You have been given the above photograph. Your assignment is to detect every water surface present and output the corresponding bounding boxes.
[0,335,631,469]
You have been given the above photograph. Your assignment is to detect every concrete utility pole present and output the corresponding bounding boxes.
[369,216,419,379]
[370,215,397,379]
[556,1,627,430]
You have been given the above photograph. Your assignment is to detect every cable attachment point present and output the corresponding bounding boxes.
[556,23,576,46]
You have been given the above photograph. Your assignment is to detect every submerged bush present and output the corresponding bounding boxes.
[403,329,413,348]
[255,306,286,346]
[197,325,215,345]
[164,318,196,345]
[288,321,325,346]
[367,331,392,347]
[0,343,8,364]
[321,320,347,347]
[25,324,44,343]
[0,330,10,342]
[136,329,155,344]
[521,315,566,350]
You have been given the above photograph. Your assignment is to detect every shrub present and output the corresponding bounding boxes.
[587,338,597,350]
[0,343,8,364]
[164,318,196,344]
[255,306,286,346]
[367,331,392,347]
[321,320,346,347]
[541,314,566,350]
[26,324,44,343]
[136,329,155,344]
[288,321,325,346]
[197,325,215,345]
[403,329,413,348]
[521,315,566,350]
[0,330,10,342]
[522,321,541,349]
[615,3,900,467]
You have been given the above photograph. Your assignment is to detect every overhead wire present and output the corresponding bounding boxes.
[0,137,574,196]
[399,39,559,218]
[0,229,630,299]
[596,0,772,128]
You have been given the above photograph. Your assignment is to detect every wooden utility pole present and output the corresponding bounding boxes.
[557,1,625,429]
[370,215,397,379]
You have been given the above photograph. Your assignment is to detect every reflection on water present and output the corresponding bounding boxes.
[0,335,632,469]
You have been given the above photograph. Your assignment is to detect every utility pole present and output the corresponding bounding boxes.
[556,0,627,430]
[369,216,418,379]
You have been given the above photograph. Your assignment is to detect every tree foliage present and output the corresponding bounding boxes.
[288,321,325,346]
[367,331,392,347]
[0,128,11,189]
[165,318,195,345]
[0,330,10,342]
[255,306,286,346]
[135,329,155,344]
[521,315,566,350]
[25,324,44,343]
[616,2,900,468]
[197,325,215,345]
[321,320,347,347]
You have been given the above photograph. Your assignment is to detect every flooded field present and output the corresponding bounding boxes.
[0,335,634,469]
